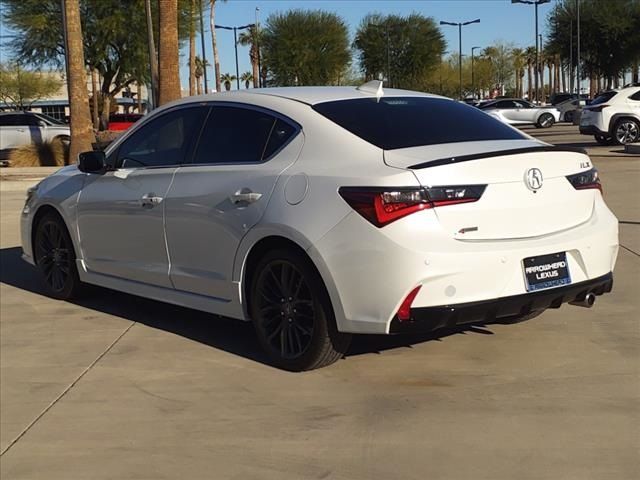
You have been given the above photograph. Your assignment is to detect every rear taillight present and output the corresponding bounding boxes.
[339,185,486,227]
[587,105,609,113]
[566,168,601,192]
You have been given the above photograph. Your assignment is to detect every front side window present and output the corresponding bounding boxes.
[192,106,297,164]
[116,106,208,168]
[313,97,525,150]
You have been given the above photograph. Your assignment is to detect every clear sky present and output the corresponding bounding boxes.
[189,0,557,91]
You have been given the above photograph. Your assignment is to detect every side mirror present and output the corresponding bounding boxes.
[78,150,105,173]
[38,120,47,127]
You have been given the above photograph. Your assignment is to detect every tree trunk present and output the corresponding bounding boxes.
[633,60,639,84]
[554,55,560,93]
[561,65,567,92]
[527,64,532,100]
[251,46,259,88]
[197,77,202,95]
[158,0,181,105]
[589,74,596,98]
[63,0,95,163]
[210,0,221,92]
[100,94,112,131]
[145,0,159,108]
[189,0,197,95]
[548,64,552,100]
[137,81,143,113]
[91,68,99,130]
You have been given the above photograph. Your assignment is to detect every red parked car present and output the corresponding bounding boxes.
[108,113,143,131]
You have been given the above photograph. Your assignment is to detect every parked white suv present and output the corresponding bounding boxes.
[579,86,640,145]
[0,111,71,160]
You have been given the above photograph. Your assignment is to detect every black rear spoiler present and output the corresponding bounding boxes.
[408,146,588,170]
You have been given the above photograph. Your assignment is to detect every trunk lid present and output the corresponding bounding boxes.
[384,142,596,240]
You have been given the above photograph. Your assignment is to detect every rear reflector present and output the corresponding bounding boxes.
[339,185,486,227]
[566,168,601,192]
[397,286,422,322]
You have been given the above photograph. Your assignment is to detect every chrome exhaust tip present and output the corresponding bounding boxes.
[570,292,596,308]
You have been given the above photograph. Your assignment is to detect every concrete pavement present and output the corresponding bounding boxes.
[1,125,638,479]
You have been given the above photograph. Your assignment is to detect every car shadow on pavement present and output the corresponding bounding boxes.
[0,246,489,366]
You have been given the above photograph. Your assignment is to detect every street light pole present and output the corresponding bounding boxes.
[511,0,551,104]
[471,46,481,99]
[199,0,208,93]
[576,0,581,95]
[255,7,261,88]
[215,23,254,90]
[440,19,480,100]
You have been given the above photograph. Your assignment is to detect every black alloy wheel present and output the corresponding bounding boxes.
[537,113,555,128]
[34,213,83,299]
[249,249,351,371]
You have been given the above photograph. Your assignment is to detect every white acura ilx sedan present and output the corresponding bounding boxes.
[21,82,618,371]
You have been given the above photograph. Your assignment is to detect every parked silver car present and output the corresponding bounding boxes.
[479,99,560,128]
[0,111,70,160]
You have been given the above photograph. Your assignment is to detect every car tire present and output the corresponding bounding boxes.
[537,113,555,128]
[33,212,84,300]
[564,111,574,123]
[594,134,611,146]
[612,118,640,145]
[249,248,352,371]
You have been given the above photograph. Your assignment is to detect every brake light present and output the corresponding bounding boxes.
[339,185,486,227]
[566,168,602,192]
[587,105,609,113]
[397,285,422,321]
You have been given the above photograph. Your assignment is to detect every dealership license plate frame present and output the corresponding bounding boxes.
[522,252,572,292]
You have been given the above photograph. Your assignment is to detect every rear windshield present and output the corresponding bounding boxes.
[312,97,525,150]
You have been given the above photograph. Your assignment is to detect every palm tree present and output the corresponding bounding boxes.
[237,26,260,88]
[220,73,236,91]
[188,0,197,95]
[524,46,536,100]
[194,56,210,95]
[62,0,95,163]
[240,72,253,89]
[210,0,227,92]
[158,0,181,105]
[512,48,526,98]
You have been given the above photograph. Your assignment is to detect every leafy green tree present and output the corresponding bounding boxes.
[547,0,640,90]
[353,13,445,90]
[3,0,193,128]
[0,63,62,110]
[261,10,350,86]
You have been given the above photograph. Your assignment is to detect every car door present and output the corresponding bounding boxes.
[164,104,302,301]
[77,105,209,288]
[511,100,535,123]
[0,114,32,150]
[495,100,518,122]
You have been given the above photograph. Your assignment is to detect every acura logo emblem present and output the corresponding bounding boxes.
[525,168,543,191]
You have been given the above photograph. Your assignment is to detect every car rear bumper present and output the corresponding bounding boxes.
[579,125,608,136]
[389,272,613,333]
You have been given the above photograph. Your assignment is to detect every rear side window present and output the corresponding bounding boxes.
[192,106,296,164]
[629,90,640,101]
[313,97,525,150]
[116,106,208,168]
[591,91,617,105]
[0,115,19,126]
